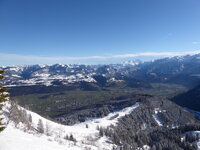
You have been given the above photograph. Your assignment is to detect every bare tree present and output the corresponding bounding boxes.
[45,122,51,136]
[27,114,32,130]
[37,119,44,133]
[9,101,21,127]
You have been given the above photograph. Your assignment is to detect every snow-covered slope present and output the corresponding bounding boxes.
[0,125,79,150]
[0,102,140,150]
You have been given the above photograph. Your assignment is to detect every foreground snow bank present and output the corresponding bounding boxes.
[0,125,80,150]
[0,102,140,150]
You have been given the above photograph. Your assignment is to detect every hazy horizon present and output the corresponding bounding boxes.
[1,50,200,66]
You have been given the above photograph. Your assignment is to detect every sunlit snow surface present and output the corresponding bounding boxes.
[0,103,140,150]
[0,125,80,150]
[152,114,163,126]
[152,108,164,126]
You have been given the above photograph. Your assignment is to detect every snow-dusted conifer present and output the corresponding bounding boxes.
[0,70,9,132]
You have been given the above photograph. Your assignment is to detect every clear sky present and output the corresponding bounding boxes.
[1,0,200,65]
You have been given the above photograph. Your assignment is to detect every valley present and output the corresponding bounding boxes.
[1,54,200,149]
[10,83,187,125]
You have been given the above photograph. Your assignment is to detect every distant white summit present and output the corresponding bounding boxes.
[122,60,142,66]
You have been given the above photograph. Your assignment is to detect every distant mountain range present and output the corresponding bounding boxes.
[0,60,145,88]
[134,54,200,87]
[1,54,200,88]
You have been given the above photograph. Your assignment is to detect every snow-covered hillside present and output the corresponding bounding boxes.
[0,102,140,150]
[0,125,78,150]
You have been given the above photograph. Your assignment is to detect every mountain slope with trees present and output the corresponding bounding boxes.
[172,84,200,112]
[100,98,200,149]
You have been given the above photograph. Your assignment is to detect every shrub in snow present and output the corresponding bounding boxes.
[37,119,44,133]
[69,134,76,142]
[45,123,52,136]
[64,134,76,142]
[85,124,88,128]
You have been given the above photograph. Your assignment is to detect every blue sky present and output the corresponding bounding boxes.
[1,0,200,65]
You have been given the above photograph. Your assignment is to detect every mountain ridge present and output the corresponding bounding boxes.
[1,54,200,88]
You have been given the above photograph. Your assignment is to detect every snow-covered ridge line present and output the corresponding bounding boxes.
[0,102,140,150]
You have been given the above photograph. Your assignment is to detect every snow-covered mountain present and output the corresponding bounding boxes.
[2,54,200,88]
[0,102,140,150]
[0,64,98,87]
[0,64,134,87]
[2,54,200,149]
[122,60,141,66]
[1,96,200,150]
[131,54,200,87]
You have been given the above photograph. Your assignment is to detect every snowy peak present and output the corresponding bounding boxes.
[122,60,141,66]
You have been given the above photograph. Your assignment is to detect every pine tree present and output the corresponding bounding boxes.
[0,70,9,132]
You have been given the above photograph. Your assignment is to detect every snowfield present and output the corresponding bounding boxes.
[0,102,140,150]
[0,125,80,150]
